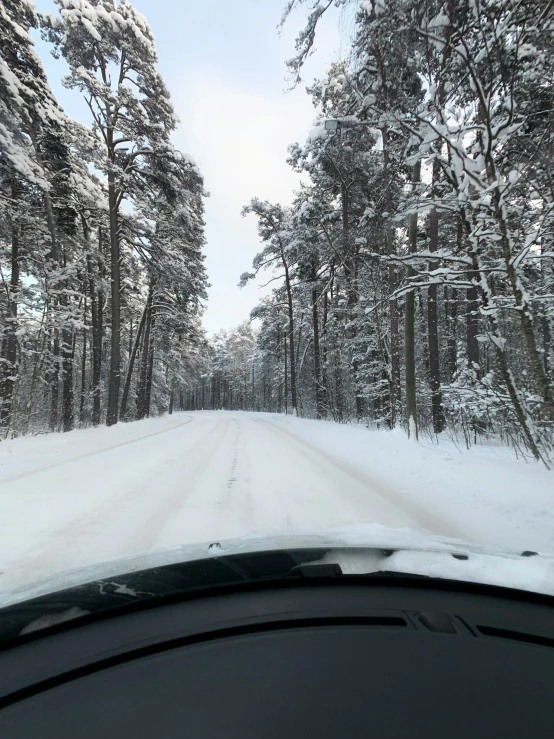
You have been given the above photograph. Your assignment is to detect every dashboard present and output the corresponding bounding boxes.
[0,575,553,737]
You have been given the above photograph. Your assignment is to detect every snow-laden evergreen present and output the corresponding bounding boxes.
[0,0,207,433]
[2,0,553,463]
[192,0,554,465]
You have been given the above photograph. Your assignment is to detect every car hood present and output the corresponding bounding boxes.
[0,527,553,645]
[1,525,553,610]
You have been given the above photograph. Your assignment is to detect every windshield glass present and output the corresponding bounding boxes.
[0,0,553,603]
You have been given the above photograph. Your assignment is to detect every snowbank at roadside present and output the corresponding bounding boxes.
[258,413,554,553]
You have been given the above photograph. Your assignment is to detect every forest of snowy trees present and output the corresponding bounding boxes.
[191,0,554,464]
[0,0,207,434]
[2,0,553,465]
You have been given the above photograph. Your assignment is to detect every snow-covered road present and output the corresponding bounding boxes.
[0,411,553,596]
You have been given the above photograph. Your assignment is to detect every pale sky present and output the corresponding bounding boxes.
[32,0,349,333]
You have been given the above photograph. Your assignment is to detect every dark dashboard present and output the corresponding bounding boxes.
[0,550,552,737]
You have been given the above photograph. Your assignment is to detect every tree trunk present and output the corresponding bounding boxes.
[281,252,297,415]
[0,183,20,429]
[542,247,554,376]
[85,222,103,426]
[491,186,554,423]
[79,326,87,425]
[61,242,75,434]
[333,334,344,423]
[341,183,364,421]
[312,283,324,418]
[21,327,47,436]
[43,182,64,434]
[120,293,149,420]
[30,126,65,433]
[427,159,445,434]
[388,272,400,425]
[62,325,75,433]
[463,210,547,463]
[322,287,329,414]
[49,331,60,432]
[446,287,458,381]
[44,194,62,434]
[405,161,420,438]
[106,165,121,426]
[543,314,552,375]
[145,335,154,418]
[382,125,400,425]
[136,294,153,421]
[284,332,288,415]
[466,282,480,370]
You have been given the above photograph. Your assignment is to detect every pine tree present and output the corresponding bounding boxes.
[1,0,206,436]
[45,0,184,425]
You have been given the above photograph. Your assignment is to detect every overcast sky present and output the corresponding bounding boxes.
[32,0,349,333]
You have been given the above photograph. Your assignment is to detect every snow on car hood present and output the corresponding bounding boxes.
[1,523,554,608]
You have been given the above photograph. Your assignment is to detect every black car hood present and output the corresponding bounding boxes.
[0,532,553,645]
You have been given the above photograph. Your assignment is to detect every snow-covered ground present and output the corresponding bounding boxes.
[0,411,552,601]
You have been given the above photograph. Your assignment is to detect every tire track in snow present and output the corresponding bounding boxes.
[227,418,241,490]
[0,417,194,486]
[132,416,246,551]
[0,417,206,584]
[129,418,233,550]
[0,416,241,589]
[253,417,471,541]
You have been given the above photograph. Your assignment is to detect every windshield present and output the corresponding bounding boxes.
[0,0,553,604]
